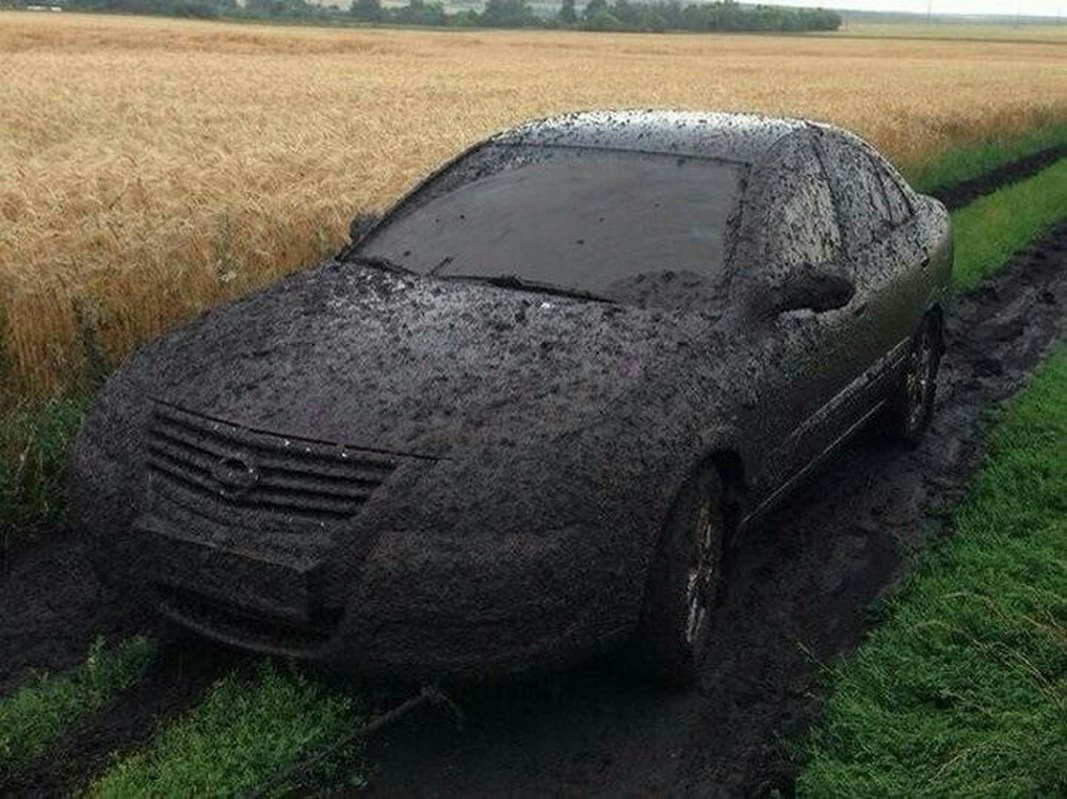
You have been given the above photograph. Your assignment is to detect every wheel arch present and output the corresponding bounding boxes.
[924,301,946,352]
[669,427,753,547]
[693,423,754,492]
[625,438,747,683]
[625,427,752,628]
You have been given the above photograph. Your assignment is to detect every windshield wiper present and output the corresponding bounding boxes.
[346,254,416,276]
[443,274,617,304]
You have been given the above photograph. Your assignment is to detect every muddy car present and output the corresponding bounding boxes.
[70,111,952,686]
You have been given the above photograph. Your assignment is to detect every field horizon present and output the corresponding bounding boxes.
[2,11,1066,401]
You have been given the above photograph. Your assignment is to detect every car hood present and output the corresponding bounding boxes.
[126,260,722,459]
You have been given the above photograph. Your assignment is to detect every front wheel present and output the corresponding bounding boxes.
[631,467,725,689]
[886,313,942,445]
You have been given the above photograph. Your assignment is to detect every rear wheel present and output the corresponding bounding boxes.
[632,467,725,689]
[886,313,942,444]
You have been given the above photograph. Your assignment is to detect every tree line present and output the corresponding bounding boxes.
[48,0,842,34]
[356,0,842,33]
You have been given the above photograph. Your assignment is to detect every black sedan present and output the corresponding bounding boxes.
[70,111,952,686]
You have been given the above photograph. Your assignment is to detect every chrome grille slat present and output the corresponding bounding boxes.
[154,424,392,486]
[147,454,366,518]
[149,435,381,498]
[148,475,357,522]
[148,402,401,521]
[155,404,398,468]
[153,417,395,484]
[149,447,227,495]
[263,472,375,501]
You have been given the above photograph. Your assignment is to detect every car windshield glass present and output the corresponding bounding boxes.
[357,145,743,300]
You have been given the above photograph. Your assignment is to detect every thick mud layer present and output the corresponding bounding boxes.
[0,529,161,697]
[1,220,1063,795]
[359,221,1067,796]
[930,145,1066,210]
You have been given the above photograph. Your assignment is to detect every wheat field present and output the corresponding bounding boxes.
[2,12,1065,402]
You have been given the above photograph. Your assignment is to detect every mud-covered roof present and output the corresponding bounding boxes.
[492,110,811,164]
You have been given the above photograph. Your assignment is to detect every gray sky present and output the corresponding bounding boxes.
[768,1,1065,18]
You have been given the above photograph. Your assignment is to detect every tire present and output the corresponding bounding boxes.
[632,466,725,689]
[886,313,942,445]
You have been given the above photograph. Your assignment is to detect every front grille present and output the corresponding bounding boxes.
[148,402,401,521]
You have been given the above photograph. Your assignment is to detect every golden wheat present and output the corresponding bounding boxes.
[2,12,1065,401]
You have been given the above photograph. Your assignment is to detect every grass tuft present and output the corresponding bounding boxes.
[90,660,366,797]
[950,158,1067,293]
[798,347,1067,797]
[0,636,156,774]
[0,394,91,539]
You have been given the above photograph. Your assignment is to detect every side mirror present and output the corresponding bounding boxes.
[348,210,381,246]
[766,267,855,316]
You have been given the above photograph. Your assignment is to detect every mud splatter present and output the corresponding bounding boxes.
[65,113,952,680]
[362,221,1067,796]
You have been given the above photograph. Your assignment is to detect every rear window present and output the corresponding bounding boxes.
[358,145,744,298]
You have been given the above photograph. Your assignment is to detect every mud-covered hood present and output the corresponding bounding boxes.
[128,260,719,458]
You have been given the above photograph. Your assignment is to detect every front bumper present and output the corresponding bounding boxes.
[72,403,656,681]
[126,511,631,680]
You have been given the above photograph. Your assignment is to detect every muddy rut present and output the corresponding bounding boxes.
[1,223,1064,795]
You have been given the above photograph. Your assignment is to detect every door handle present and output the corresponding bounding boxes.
[853,302,868,318]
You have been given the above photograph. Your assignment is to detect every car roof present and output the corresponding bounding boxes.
[491,110,816,165]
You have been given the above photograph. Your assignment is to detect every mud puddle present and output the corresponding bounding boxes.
[360,223,1067,797]
[1,220,1064,795]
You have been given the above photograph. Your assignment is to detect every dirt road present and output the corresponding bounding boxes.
[1,219,1064,797]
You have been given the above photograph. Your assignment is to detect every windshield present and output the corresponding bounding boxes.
[356,145,744,303]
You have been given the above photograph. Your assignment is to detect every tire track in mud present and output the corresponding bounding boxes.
[929,145,1067,211]
[362,225,1067,797]
[0,640,245,798]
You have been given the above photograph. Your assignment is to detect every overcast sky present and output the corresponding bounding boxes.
[767,1,1065,18]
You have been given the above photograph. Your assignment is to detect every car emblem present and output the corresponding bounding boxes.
[211,454,260,499]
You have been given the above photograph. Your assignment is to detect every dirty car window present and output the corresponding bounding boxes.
[359,146,744,299]
[819,138,895,252]
[760,160,841,271]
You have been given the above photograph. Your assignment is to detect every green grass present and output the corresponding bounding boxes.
[906,120,1067,194]
[90,661,366,797]
[0,636,156,774]
[0,393,90,538]
[798,347,1067,797]
[951,158,1067,292]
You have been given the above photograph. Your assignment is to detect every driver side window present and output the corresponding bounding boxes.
[760,145,842,274]
[817,134,898,253]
